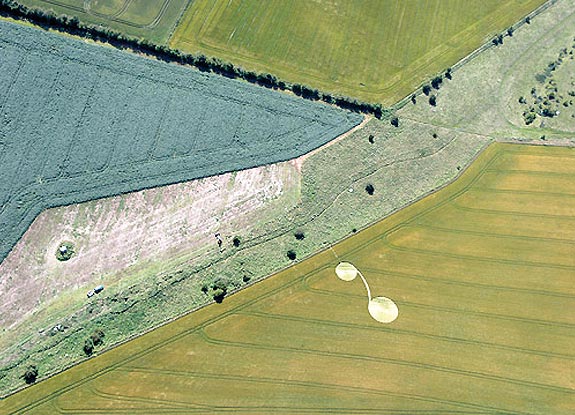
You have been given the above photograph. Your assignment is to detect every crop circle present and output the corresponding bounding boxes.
[335,262,358,281]
[368,296,399,323]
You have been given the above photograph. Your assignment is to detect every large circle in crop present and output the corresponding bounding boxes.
[368,297,399,323]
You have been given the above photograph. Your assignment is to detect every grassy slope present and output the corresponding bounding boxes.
[2,143,574,414]
[171,0,546,104]
[2,0,575,400]
[16,0,190,43]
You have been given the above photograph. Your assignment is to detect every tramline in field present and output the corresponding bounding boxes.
[3,143,573,414]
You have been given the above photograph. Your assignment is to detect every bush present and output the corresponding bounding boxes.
[90,329,104,346]
[22,365,38,384]
[429,95,437,106]
[411,94,416,104]
[83,339,94,356]
[55,241,75,261]
[287,250,296,260]
[294,231,305,240]
[242,275,251,283]
[212,288,226,303]
[390,117,399,127]
[232,236,241,247]
[431,76,443,90]
[368,134,374,143]
[365,184,375,195]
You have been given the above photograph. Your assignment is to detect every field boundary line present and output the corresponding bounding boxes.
[121,366,518,415]
[197,329,574,395]
[356,267,575,300]
[241,310,575,361]
[296,274,575,330]
[391,0,559,111]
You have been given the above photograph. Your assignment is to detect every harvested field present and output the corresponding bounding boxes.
[171,0,546,104]
[0,19,361,264]
[14,0,190,42]
[2,143,573,414]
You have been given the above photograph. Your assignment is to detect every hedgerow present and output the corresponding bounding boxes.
[0,0,388,118]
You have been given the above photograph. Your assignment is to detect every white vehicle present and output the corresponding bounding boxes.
[87,290,95,298]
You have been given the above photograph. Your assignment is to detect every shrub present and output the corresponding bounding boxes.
[287,250,297,260]
[294,231,305,240]
[432,132,438,138]
[232,236,241,247]
[83,339,94,356]
[365,184,375,195]
[368,134,374,143]
[242,275,251,283]
[431,76,443,90]
[22,365,38,384]
[212,288,226,303]
[55,241,75,261]
[90,329,104,346]
[390,117,399,127]
[411,95,417,104]
[429,95,437,106]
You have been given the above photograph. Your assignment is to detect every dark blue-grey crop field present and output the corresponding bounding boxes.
[0,20,362,263]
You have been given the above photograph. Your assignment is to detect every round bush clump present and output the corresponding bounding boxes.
[56,241,75,261]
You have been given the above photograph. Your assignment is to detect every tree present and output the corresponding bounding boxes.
[422,85,431,96]
[429,95,437,106]
[83,339,94,356]
[212,288,225,303]
[411,94,417,104]
[22,365,38,384]
[294,231,305,240]
[232,236,241,247]
[507,27,514,37]
[90,329,104,346]
[431,76,443,90]
[365,184,375,195]
[287,250,296,260]
[390,117,399,127]
[368,134,374,144]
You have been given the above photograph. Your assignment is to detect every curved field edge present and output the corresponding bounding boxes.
[1,143,573,414]
[0,18,362,264]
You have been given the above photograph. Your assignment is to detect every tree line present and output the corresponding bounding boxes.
[0,0,388,118]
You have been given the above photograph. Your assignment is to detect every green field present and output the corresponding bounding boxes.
[171,0,547,104]
[3,143,573,414]
[0,19,360,264]
[15,0,190,42]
